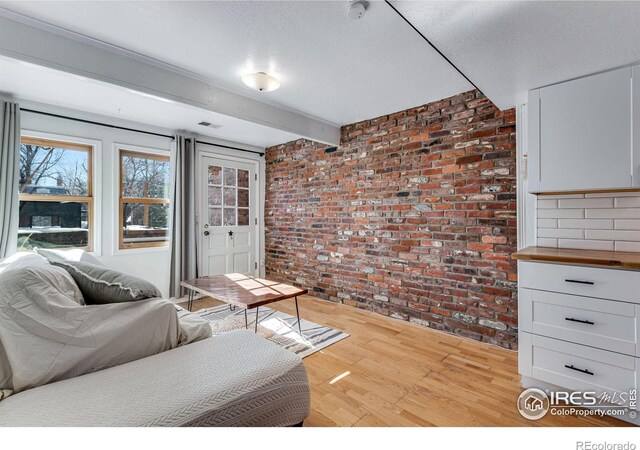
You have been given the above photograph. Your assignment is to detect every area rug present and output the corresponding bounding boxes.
[195,304,349,358]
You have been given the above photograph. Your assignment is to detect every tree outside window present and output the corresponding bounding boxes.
[18,137,93,251]
[119,150,170,249]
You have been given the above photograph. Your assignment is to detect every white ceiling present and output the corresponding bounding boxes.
[1,0,640,130]
[394,1,640,109]
[0,0,471,124]
[0,56,300,148]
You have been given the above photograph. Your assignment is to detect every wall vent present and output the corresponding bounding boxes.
[198,121,222,129]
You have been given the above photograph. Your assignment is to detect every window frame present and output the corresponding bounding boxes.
[19,136,94,252]
[118,149,171,250]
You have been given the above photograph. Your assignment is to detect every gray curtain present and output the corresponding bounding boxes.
[169,135,198,299]
[0,101,20,259]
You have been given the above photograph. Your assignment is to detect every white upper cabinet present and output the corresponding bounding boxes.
[632,65,640,188]
[528,67,632,193]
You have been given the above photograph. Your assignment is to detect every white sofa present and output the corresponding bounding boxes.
[0,330,310,427]
[0,252,310,427]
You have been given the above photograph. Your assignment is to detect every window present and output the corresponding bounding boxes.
[119,150,170,249]
[18,137,93,251]
[207,165,250,226]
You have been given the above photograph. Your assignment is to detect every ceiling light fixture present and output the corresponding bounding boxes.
[347,1,368,20]
[241,72,281,92]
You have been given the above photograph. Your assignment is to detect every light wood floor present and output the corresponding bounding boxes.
[184,295,627,427]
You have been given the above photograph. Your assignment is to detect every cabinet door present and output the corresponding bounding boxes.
[529,67,632,192]
[632,65,640,187]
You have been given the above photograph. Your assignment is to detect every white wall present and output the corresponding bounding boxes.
[7,97,266,297]
[536,192,640,252]
[516,102,537,250]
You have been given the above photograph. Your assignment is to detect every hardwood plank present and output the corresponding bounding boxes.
[183,294,629,427]
[305,409,338,427]
[353,414,388,427]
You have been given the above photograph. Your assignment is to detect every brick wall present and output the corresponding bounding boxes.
[265,90,518,349]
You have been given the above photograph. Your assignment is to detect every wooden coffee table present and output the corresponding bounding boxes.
[180,274,308,333]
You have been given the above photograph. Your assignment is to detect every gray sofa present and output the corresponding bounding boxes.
[0,252,310,427]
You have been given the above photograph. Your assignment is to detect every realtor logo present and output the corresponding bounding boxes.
[517,388,550,420]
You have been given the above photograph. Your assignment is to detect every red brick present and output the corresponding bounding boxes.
[265,90,518,350]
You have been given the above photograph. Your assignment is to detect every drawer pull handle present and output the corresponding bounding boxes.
[565,317,595,325]
[564,279,595,285]
[564,364,594,376]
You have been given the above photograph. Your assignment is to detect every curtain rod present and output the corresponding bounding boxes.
[384,0,486,97]
[21,108,176,140]
[189,139,265,157]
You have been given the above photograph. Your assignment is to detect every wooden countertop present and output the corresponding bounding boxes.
[512,246,640,270]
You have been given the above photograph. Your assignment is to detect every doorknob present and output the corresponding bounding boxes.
[204,230,210,236]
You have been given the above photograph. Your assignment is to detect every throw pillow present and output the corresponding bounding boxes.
[50,260,162,304]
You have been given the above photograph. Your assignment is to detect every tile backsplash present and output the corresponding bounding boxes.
[536,192,640,252]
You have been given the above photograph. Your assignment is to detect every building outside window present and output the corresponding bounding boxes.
[18,137,93,251]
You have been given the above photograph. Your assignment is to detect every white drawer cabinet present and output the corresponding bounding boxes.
[517,259,640,420]
[519,288,640,356]
[520,333,639,408]
[528,66,634,193]
[519,260,640,303]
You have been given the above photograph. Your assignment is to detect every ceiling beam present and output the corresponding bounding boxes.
[0,14,340,145]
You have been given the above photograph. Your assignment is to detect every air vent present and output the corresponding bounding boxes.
[198,121,222,129]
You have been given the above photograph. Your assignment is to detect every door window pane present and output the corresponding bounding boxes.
[223,187,236,206]
[238,188,249,208]
[223,167,236,186]
[208,186,222,206]
[209,208,222,227]
[208,166,222,185]
[238,208,249,226]
[237,169,249,188]
[223,208,236,226]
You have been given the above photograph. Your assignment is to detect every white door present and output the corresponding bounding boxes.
[199,155,258,276]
